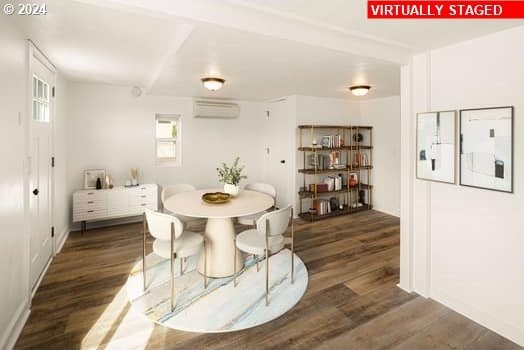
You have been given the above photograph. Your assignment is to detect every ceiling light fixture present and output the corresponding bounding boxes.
[349,85,371,97]
[201,77,225,91]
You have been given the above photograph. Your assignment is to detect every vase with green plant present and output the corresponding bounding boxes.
[217,157,247,196]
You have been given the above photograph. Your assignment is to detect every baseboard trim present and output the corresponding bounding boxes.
[396,282,413,293]
[31,254,53,300]
[55,228,69,254]
[0,300,30,350]
[431,288,524,347]
[374,207,400,217]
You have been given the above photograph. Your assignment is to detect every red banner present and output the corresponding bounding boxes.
[368,1,524,18]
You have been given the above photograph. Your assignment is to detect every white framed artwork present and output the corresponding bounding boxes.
[460,106,513,193]
[416,111,456,184]
[84,169,106,189]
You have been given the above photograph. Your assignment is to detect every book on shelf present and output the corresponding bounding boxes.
[321,134,344,148]
[308,154,330,170]
[312,198,332,216]
[309,183,329,193]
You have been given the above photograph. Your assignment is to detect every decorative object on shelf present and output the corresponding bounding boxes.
[359,190,366,204]
[349,172,358,187]
[353,151,361,167]
[353,132,363,144]
[329,197,339,211]
[417,110,456,184]
[459,106,513,193]
[105,175,114,189]
[125,180,132,187]
[130,168,140,186]
[84,169,106,190]
[96,177,102,190]
[329,151,340,168]
[201,77,225,91]
[361,153,369,167]
[202,192,231,204]
[349,85,371,96]
[217,156,247,197]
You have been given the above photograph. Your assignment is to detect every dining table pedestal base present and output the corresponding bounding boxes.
[198,217,244,278]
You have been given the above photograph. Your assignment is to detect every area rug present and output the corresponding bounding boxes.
[126,249,308,332]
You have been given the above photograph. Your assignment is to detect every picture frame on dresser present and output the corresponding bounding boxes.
[459,106,514,193]
[84,169,106,189]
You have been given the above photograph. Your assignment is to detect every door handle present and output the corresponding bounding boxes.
[33,188,39,196]
[280,160,286,164]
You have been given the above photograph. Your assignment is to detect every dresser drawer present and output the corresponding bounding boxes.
[129,203,156,215]
[129,192,157,206]
[74,200,106,211]
[130,185,157,196]
[73,208,108,222]
[74,190,107,204]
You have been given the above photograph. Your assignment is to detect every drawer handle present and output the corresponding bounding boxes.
[88,210,94,213]
[141,203,147,206]
[88,201,94,204]
[87,192,94,195]
[141,195,147,198]
[141,187,147,190]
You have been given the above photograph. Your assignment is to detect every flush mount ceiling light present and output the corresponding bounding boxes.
[349,85,371,97]
[201,77,225,91]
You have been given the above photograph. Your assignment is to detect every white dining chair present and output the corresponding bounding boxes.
[237,183,277,226]
[233,205,294,306]
[142,208,207,312]
[161,184,198,228]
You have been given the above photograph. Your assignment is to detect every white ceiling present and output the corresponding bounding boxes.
[6,0,522,100]
[150,24,399,100]
[229,0,522,51]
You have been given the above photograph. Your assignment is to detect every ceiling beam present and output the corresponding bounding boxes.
[74,0,412,64]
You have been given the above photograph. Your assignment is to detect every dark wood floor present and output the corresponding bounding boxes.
[16,211,522,350]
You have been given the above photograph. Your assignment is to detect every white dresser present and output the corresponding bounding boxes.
[73,183,158,232]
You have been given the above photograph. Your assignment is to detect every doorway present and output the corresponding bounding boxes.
[265,99,294,209]
[29,47,55,290]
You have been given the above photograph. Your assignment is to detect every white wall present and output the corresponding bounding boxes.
[360,96,401,216]
[66,83,268,227]
[295,95,360,125]
[0,19,31,350]
[400,26,524,346]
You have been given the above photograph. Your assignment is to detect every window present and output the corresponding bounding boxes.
[155,114,181,166]
[32,75,50,122]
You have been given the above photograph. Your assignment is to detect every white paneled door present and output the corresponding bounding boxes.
[29,52,55,289]
[266,99,294,209]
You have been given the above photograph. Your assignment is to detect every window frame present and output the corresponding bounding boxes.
[32,74,50,123]
[155,114,181,167]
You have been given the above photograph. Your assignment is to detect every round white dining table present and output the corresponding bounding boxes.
[163,189,274,278]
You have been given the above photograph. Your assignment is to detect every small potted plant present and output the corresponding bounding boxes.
[217,157,247,196]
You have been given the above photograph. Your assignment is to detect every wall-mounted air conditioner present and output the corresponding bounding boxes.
[193,99,240,119]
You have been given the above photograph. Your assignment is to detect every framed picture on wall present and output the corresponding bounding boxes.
[84,169,106,189]
[460,106,514,193]
[416,110,456,184]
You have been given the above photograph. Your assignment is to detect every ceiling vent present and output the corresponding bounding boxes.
[194,99,240,119]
